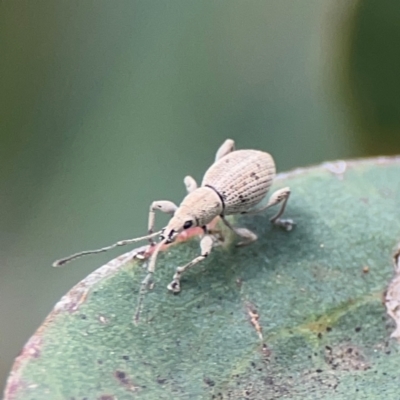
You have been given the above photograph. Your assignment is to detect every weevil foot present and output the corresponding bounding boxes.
[167,279,181,293]
[272,218,295,231]
[235,228,258,247]
[168,265,184,292]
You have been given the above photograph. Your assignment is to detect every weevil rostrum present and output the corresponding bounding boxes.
[53,139,294,320]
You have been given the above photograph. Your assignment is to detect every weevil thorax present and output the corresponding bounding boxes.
[161,187,223,243]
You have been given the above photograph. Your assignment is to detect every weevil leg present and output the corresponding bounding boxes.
[244,187,294,231]
[206,227,224,245]
[167,235,214,293]
[134,238,167,323]
[215,139,235,161]
[220,216,258,247]
[148,201,178,245]
[184,175,198,193]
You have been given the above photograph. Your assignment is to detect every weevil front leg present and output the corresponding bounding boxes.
[148,201,178,245]
[220,216,258,247]
[244,187,294,231]
[167,235,214,293]
[215,138,235,161]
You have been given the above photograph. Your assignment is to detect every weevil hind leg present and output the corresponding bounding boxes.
[148,201,178,245]
[220,216,258,247]
[167,235,214,293]
[244,187,294,231]
[266,187,294,231]
[215,139,235,161]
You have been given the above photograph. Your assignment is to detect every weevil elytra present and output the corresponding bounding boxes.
[53,139,294,320]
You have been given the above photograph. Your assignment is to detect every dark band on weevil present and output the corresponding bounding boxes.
[167,229,175,241]
[204,184,225,211]
[202,225,208,234]
[195,217,200,226]
[160,228,166,239]
[160,228,175,243]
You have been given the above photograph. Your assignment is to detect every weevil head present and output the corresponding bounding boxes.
[160,187,223,243]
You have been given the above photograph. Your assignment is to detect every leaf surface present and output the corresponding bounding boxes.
[5,157,400,400]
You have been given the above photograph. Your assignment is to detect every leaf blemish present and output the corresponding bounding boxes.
[324,343,369,371]
[323,160,347,178]
[245,302,263,340]
[384,242,400,339]
[114,370,139,392]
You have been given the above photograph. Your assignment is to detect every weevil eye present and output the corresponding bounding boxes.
[183,220,193,229]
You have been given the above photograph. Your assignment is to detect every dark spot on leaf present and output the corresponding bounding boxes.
[355,326,361,332]
[157,376,167,384]
[80,315,87,319]
[326,326,332,332]
[122,355,129,360]
[204,377,215,386]
[317,332,322,339]
[116,371,126,380]
[97,360,103,364]
[262,343,271,358]
[114,370,138,391]
[316,369,323,373]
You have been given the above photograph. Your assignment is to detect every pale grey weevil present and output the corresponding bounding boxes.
[53,139,294,318]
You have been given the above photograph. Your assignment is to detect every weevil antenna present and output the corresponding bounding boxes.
[134,238,167,324]
[52,231,162,267]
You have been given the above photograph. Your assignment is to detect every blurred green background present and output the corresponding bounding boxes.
[1,0,400,392]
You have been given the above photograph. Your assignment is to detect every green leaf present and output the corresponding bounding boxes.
[5,157,400,400]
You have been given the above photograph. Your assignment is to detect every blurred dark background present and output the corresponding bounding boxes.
[1,0,399,392]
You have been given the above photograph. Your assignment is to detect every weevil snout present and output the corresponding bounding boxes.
[160,211,197,243]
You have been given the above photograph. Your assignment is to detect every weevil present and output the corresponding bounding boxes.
[53,139,294,320]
